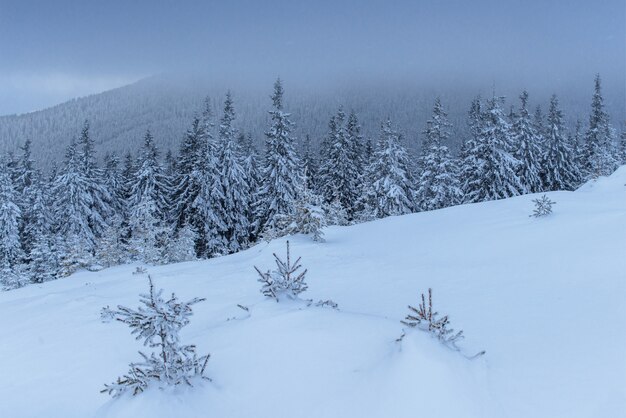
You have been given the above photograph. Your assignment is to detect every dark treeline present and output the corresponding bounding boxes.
[0,75,624,289]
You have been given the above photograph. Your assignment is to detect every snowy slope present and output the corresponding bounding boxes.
[1,168,625,418]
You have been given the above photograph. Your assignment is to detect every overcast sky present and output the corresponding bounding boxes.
[0,0,624,115]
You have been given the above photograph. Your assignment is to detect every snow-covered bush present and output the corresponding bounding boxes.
[101,276,210,397]
[164,224,197,263]
[400,288,463,349]
[255,241,308,301]
[530,195,555,218]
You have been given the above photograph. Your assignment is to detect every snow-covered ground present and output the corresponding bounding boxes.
[1,168,625,418]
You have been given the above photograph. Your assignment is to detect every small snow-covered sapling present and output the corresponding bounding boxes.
[255,241,308,302]
[530,195,556,217]
[101,275,210,397]
[400,288,464,348]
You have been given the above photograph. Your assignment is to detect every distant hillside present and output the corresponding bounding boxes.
[0,74,622,169]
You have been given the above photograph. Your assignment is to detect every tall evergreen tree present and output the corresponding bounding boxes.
[255,78,303,235]
[15,139,38,257]
[0,161,24,289]
[512,91,543,193]
[541,95,581,191]
[359,119,417,219]
[77,120,113,242]
[318,108,360,218]
[461,96,522,203]
[416,99,461,211]
[216,92,250,253]
[52,139,99,269]
[459,97,483,201]
[581,74,617,178]
[238,132,261,240]
[346,110,366,185]
[26,182,59,283]
[103,152,124,214]
[127,131,171,263]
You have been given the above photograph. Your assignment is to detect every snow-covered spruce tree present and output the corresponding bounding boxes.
[541,95,581,191]
[255,79,303,237]
[52,139,97,273]
[216,92,250,253]
[512,91,544,193]
[461,96,523,203]
[76,120,114,243]
[238,132,261,240]
[358,119,417,219]
[127,131,171,264]
[95,214,128,268]
[323,198,349,227]
[346,110,367,183]
[285,168,326,241]
[14,139,37,257]
[102,276,210,397]
[401,288,463,349]
[192,130,228,257]
[458,97,483,202]
[255,240,308,301]
[415,98,461,211]
[581,74,618,178]
[103,152,125,214]
[171,99,222,257]
[318,108,361,219]
[0,161,25,289]
[25,183,60,283]
[164,223,197,264]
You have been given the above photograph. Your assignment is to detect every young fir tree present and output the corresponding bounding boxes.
[216,92,250,253]
[102,276,210,397]
[461,96,523,203]
[255,78,303,236]
[95,214,128,268]
[541,95,581,191]
[415,98,461,211]
[359,119,417,219]
[287,168,326,242]
[318,108,361,219]
[581,74,617,178]
[255,241,308,301]
[0,161,25,289]
[127,131,171,264]
[512,91,544,193]
[164,223,197,263]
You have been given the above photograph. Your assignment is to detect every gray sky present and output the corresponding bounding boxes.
[0,0,624,115]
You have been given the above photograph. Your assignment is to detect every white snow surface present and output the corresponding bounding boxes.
[1,167,625,418]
